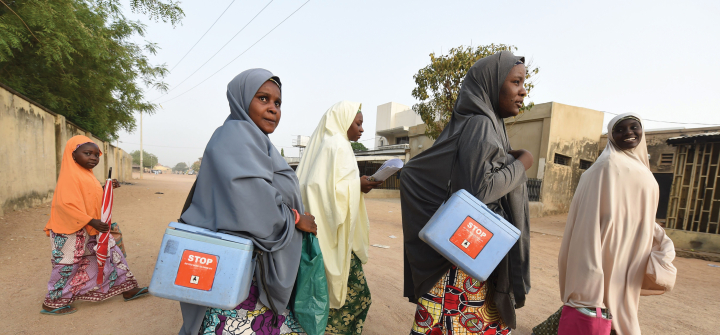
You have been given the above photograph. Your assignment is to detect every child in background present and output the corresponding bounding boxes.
[41,135,148,315]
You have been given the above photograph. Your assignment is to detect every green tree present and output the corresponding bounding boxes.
[131,150,158,168]
[172,162,188,172]
[191,157,202,174]
[281,148,285,157]
[411,44,539,140]
[0,0,184,141]
[351,142,368,151]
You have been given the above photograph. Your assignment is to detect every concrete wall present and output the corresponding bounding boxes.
[541,102,604,215]
[0,86,57,217]
[375,102,414,147]
[394,108,424,130]
[506,103,553,179]
[665,229,720,254]
[408,124,436,159]
[0,83,133,216]
[505,102,604,216]
[375,103,394,136]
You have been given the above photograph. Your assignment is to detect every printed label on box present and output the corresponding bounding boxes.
[175,250,218,291]
[449,216,493,259]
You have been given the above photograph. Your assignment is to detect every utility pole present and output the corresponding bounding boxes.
[140,111,143,180]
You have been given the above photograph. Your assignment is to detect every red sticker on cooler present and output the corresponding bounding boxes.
[449,216,493,259]
[175,250,218,291]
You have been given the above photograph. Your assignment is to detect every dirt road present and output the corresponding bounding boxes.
[1,174,718,334]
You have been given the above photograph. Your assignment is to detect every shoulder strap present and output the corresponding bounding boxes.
[444,121,471,201]
[177,180,197,223]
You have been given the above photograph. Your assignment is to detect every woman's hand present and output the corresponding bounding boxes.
[112,179,120,189]
[360,176,382,194]
[296,212,317,235]
[87,218,110,233]
[509,149,534,171]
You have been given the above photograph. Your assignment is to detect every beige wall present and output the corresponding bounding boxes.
[506,102,553,179]
[0,86,57,217]
[505,102,604,215]
[0,83,133,216]
[375,102,417,147]
[408,124,436,159]
[541,103,604,215]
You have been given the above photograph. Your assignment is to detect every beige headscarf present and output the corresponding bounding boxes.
[296,101,370,308]
[558,113,677,335]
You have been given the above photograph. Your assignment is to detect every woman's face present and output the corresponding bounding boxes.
[497,64,527,118]
[612,118,643,150]
[72,143,100,169]
[347,112,364,142]
[247,80,282,134]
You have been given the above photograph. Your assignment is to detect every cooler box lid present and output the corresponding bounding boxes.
[169,221,254,246]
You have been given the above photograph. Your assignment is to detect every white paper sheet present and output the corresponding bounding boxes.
[369,158,404,182]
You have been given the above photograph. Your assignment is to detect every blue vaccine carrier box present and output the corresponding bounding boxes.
[418,189,520,282]
[149,222,255,309]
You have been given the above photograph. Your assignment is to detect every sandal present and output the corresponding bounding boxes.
[124,286,150,302]
[40,305,77,316]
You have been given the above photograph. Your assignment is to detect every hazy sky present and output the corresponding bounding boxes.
[116,0,720,167]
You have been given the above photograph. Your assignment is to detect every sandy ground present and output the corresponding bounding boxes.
[1,173,719,334]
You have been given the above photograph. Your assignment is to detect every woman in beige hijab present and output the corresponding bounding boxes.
[296,101,381,335]
[556,113,677,335]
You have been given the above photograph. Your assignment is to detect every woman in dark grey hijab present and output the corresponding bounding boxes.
[402,51,534,334]
[178,68,317,335]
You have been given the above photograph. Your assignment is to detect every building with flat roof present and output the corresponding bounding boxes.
[504,102,605,216]
[374,102,424,148]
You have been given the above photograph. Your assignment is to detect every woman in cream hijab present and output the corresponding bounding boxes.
[296,101,381,335]
[556,113,677,335]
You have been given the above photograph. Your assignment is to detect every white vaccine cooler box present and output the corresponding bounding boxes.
[419,189,520,282]
[149,222,255,309]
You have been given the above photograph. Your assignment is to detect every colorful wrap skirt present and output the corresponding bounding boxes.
[44,229,138,308]
[410,266,511,335]
[200,280,306,335]
[110,222,127,257]
[325,253,372,335]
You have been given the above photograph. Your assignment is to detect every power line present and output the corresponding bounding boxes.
[157,0,311,105]
[153,0,275,101]
[602,111,720,126]
[119,141,204,149]
[168,0,237,72]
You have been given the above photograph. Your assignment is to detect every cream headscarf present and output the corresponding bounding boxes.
[558,113,677,335]
[296,101,370,308]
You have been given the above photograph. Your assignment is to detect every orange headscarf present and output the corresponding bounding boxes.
[44,135,103,236]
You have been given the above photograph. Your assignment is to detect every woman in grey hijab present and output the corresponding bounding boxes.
[401,51,534,334]
[177,68,317,335]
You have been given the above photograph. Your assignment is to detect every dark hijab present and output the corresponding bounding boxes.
[178,69,304,335]
[400,51,531,328]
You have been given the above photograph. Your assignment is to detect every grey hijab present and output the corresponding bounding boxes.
[400,51,530,328]
[178,69,303,335]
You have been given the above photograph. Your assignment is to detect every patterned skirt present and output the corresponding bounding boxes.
[325,253,372,335]
[200,280,306,335]
[110,222,127,257]
[410,266,511,335]
[44,229,138,308]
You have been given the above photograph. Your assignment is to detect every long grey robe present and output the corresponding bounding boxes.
[178,69,303,335]
[400,51,531,328]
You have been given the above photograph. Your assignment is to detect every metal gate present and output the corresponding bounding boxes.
[666,142,720,234]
